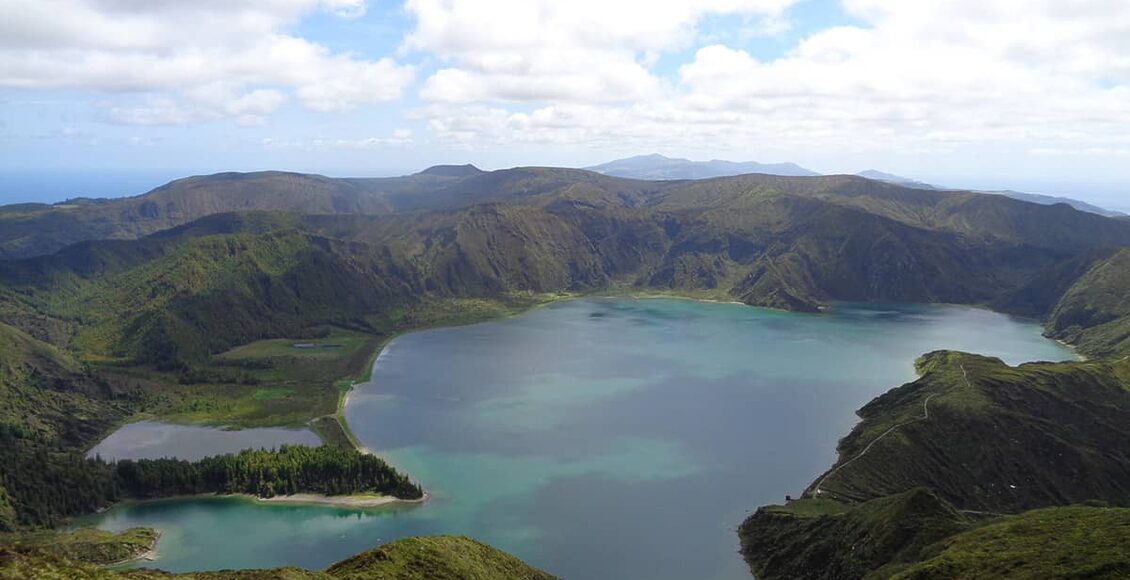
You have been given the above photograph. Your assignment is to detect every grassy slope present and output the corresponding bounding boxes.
[0,321,140,447]
[0,527,159,566]
[744,499,1130,580]
[740,352,1130,578]
[892,506,1130,579]
[0,535,556,580]
[739,489,970,580]
[0,170,452,260]
[808,352,1130,512]
[1047,248,1130,357]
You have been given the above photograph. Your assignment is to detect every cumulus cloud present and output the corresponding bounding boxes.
[5,0,1130,167]
[0,0,412,123]
[405,0,798,103]
[410,0,1130,161]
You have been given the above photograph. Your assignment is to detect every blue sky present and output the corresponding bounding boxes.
[1,0,1129,211]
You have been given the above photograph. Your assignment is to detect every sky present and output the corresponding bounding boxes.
[1,0,1129,210]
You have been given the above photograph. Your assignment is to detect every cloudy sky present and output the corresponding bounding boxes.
[2,0,1129,208]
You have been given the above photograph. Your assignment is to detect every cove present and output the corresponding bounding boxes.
[88,299,1075,579]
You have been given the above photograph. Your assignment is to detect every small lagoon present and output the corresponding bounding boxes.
[87,421,321,461]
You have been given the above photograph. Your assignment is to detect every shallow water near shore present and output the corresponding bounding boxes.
[88,299,1075,579]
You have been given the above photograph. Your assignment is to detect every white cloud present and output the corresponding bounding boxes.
[405,0,798,103]
[5,0,1130,178]
[0,0,412,123]
[261,128,415,150]
[414,0,1130,166]
[320,0,368,19]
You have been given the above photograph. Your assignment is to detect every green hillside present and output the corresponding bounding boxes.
[0,170,472,260]
[742,496,1130,580]
[1047,248,1130,357]
[893,506,1130,579]
[806,352,1130,511]
[0,321,140,448]
[0,535,556,579]
[740,352,1130,578]
[5,169,1130,372]
[740,489,970,579]
[4,167,1130,578]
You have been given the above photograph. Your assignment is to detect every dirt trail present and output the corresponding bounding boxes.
[812,391,938,497]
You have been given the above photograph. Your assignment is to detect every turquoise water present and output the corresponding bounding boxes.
[87,421,321,461]
[89,299,1075,579]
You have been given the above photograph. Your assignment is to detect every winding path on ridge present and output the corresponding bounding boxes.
[810,364,973,498]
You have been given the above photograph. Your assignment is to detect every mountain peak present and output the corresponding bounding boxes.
[586,154,818,179]
[417,164,483,177]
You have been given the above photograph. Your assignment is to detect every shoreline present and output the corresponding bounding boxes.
[1055,338,1088,361]
[104,529,162,567]
[336,386,375,455]
[248,491,428,509]
[103,491,427,512]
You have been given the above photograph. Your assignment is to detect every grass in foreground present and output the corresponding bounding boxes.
[0,535,557,580]
[0,527,158,566]
[893,506,1130,579]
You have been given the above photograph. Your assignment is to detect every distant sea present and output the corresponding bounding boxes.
[0,169,191,205]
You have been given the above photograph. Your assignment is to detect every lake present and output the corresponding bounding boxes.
[87,421,321,461]
[88,299,1075,578]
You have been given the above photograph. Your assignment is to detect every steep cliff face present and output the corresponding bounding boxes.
[1046,249,1130,357]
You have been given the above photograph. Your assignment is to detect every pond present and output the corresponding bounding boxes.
[87,421,321,461]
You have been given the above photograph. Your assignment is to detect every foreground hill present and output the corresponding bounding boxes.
[0,535,556,579]
[805,351,1130,511]
[739,351,1130,578]
[742,491,1130,579]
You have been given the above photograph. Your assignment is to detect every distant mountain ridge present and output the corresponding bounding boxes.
[853,169,1125,218]
[855,169,938,190]
[587,155,1124,218]
[585,153,819,179]
[1,161,1124,260]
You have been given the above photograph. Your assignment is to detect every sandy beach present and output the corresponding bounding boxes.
[251,492,427,508]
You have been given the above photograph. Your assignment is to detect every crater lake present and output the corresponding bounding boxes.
[87,298,1075,579]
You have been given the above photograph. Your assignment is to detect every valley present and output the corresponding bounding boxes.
[2,167,1130,578]
[8,2,1130,577]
